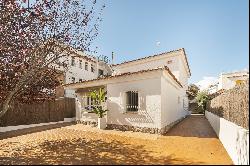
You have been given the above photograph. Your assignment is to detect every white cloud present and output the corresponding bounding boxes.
[156,41,160,46]
[195,76,219,91]
[242,67,249,71]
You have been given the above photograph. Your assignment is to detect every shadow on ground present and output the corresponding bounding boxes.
[0,137,204,165]
[0,122,74,140]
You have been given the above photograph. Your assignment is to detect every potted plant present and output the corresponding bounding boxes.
[89,88,108,129]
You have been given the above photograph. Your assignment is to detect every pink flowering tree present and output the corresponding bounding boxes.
[0,0,105,117]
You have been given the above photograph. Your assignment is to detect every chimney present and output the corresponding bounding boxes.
[111,52,114,64]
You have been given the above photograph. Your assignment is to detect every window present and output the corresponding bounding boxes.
[87,96,90,105]
[71,57,75,66]
[84,95,98,112]
[126,91,138,112]
[167,60,173,64]
[72,77,75,83]
[79,60,82,69]
[91,64,95,73]
[85,62,88,70]
[62,61,67,67]
[98,69,104,76]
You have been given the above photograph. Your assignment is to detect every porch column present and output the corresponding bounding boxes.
[75,93,82,121]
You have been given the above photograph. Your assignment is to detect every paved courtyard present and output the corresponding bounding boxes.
[0,115,233,165]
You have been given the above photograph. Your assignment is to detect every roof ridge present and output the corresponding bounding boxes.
[112,48,183,66]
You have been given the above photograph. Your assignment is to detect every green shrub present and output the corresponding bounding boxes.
[89,88,108,118]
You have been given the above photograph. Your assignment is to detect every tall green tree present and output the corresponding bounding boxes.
[196,90,210,111]
[187,84,200,100]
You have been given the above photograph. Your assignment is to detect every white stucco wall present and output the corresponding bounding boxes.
[161,73,188,128]
[114,51,186,78]
[205,111,249,165]
[107,76,162,129]
[178,57,189,90]
[73,68,189,130]
[112,50,190,88]
[113,55,178,75]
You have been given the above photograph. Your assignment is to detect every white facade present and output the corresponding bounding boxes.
[112,49,190,89]
[52,50,112,98]
[107,74,162,129]
[218,71,249,90]
[64,48,191,133]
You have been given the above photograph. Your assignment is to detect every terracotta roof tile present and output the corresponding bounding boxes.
[63,66,183,88]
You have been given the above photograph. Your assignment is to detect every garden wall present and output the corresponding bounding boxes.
[205,111,249,165]
[206,84,249,129]
[0,97,75,127]
[205,82,249,164]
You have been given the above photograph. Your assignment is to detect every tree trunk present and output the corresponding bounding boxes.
[0,90,17,118]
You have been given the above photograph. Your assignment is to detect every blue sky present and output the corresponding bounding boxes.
[93,0,249,84]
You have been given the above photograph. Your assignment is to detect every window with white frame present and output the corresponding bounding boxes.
[82,94,101,112]
[79,60,82,69]
[72,77,75,83]
[98,69,104,76]
[85,62,88,70]
[91,64,95,73]
[126,91,138,112]
[71,57,75,66]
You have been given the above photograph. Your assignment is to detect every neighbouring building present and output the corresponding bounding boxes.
[51,48,112,98]
[199,70,249,95]
[218,71,249,90]
[64,48,191,134]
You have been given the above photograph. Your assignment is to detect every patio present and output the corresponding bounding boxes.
[0,115,233,165]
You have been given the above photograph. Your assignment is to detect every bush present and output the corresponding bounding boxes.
[196,90,210,112]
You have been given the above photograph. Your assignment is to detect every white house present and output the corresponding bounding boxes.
[51,49,112,98]
[64,48,191,134]
[218,71,249,90]
[196,70,249,95]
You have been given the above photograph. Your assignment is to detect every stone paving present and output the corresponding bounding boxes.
[0,115,233,165]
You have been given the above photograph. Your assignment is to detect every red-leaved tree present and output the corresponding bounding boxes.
[0,0,105,118]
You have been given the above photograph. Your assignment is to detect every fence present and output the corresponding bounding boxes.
[0,97,75,127]
[206,84,249,129]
